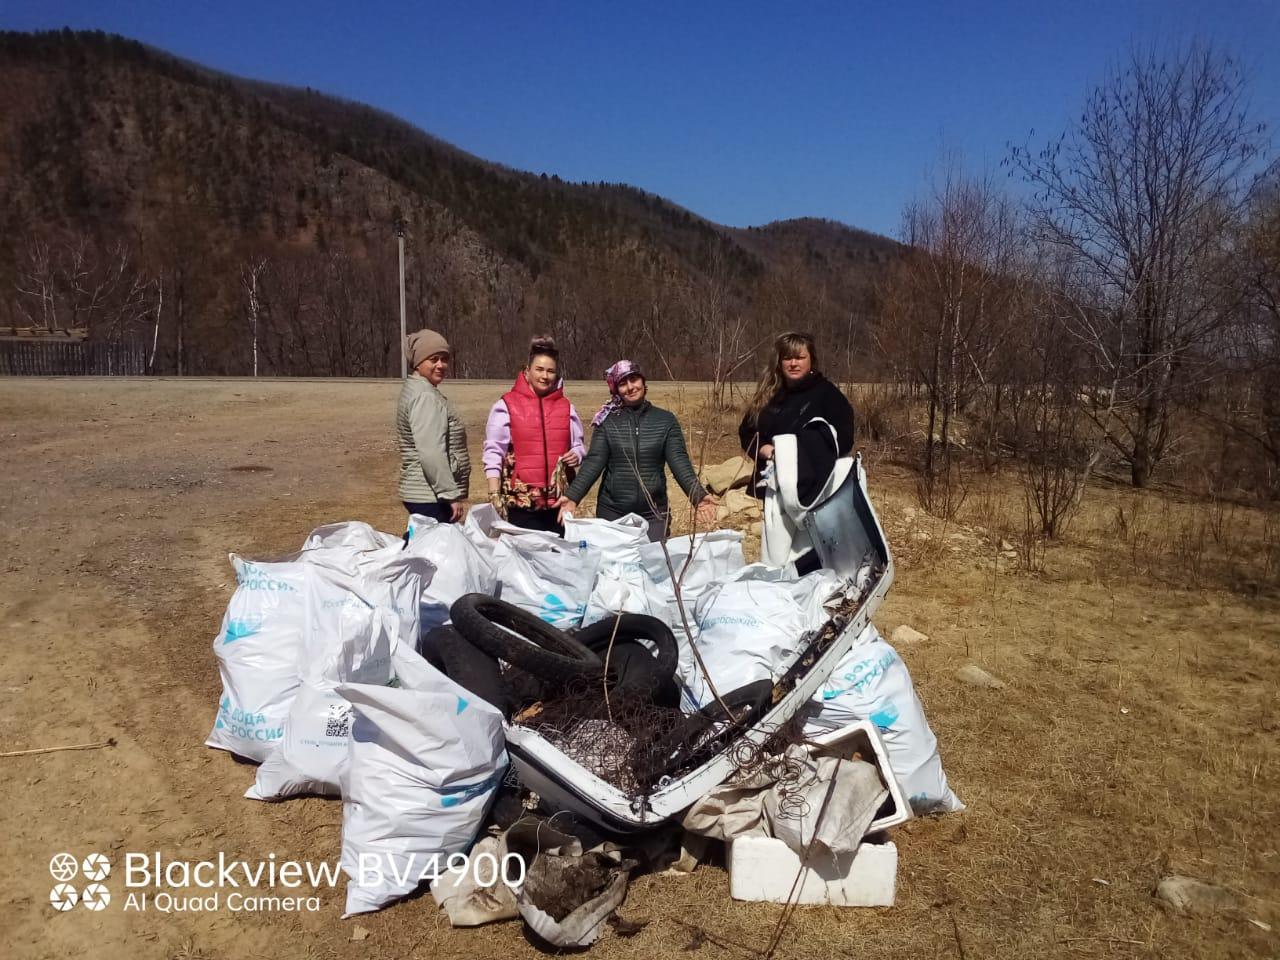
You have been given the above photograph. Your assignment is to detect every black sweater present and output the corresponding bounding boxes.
[739,373,855,500]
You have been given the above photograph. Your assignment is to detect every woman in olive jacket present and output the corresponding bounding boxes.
[557,360,717,541]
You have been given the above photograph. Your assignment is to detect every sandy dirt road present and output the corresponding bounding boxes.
[1,378,1276,960]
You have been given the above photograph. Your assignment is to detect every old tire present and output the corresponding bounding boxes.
[575,614,679,679]
[450,593,602,684]
[597,641,681,708]
[427,624,512,718]
[644,679,777,781]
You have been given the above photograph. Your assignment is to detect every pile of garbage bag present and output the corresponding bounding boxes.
[205,508,962,939]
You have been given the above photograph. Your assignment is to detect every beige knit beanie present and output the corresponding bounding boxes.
[406,329,451,369]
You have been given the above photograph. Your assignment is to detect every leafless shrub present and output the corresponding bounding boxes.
[1172,512,1210,588]
[1016,498,1047,573]
[853,382,910,445]
[916,463,968,522]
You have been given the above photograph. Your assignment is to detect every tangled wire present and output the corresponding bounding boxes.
[513,564,885,802]
[520,674,694,795]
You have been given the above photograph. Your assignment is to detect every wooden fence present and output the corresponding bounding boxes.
[0,340,147,376]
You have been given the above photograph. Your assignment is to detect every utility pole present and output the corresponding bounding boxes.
[395,218,407,378]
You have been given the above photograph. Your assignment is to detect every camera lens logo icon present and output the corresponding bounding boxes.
[50,884,78,911]
[81,853,111,882]
[80,883,111,911]
[49,853,79,883]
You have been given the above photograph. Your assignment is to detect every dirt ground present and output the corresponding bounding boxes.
[1,377,1277,960]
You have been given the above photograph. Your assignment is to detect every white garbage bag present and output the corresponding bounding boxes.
[582,561,663,625]
[680,566,840,712]
[639,530,745,595]
[460,503,550,557]
[206,555,311,762]
[246,606,397,801]
[430,835,518,926]
[491,535,601,631]
[338,646,508,916]
[302,521,401,551]
[638,530,746,643]
[301,550,430,666]
[405,515,498,635]
[564,513,650,566]
[804,625,964,815]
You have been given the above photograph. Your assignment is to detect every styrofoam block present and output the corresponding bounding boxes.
[728,836,897,906]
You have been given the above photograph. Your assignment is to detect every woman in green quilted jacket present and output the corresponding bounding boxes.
[556,360,717,541]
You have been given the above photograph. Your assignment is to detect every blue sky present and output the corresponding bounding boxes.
[5,1,1278,237]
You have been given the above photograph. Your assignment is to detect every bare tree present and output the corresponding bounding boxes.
[14,240,58,329]
[241,256,268,377]
[14,238,155,343]
[1015,273,1093,538]
[1011,43,1275,487]
[682,249,759,408]
[878,165,1020,516]
[1201,177,1280,486]
[147,277,163,374]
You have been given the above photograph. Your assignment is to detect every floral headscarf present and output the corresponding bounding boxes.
[592,359,643,426]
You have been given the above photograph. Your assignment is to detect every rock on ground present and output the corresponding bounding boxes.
[955,664,1005,689]
[891,625,929,646]
[722,488,762,518]
[702,456,753,495]
[1155,875,1240,917]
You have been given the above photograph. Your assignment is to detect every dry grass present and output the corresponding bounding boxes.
[1,379,1277,960]
[667,394,1280,959]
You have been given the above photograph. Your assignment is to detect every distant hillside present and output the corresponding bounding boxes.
[0,29,901,378]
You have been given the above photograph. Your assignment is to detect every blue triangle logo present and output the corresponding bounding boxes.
[870,702,900,730]
[222,619,261,644]
[456,696,469,715]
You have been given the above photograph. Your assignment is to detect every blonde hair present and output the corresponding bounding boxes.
[744,332,819,427]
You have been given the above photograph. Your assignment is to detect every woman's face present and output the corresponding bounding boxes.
[781,348,812,383]
[417,352,450,386]
[526,354,559,396]
[618,373,646,406]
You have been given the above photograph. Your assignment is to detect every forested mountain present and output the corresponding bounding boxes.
[0,29,900,378]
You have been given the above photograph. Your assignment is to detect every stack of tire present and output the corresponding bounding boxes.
[423,594,680,718]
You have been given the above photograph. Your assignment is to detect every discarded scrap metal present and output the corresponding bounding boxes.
[505,460,895,833]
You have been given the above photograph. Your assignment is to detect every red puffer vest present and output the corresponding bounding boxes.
[503,373,572,491]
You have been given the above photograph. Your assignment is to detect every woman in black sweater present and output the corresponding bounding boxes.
[739,332,855,504]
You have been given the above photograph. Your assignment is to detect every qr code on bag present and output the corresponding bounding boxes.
[324,703,351,739]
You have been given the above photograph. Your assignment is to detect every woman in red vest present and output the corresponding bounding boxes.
[482,336,586,535]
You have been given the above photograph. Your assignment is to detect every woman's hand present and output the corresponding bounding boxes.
[485,478,506,518]
[555,497,577,524]
[559,450,581,468]
[695,495,719,528]
[450,500,468,523]
[758,443,775,461]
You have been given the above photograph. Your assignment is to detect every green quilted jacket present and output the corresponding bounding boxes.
[564,402,707,518]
